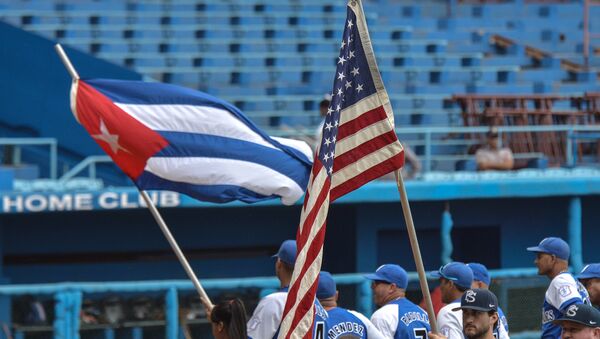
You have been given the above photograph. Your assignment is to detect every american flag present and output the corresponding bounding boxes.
[277,1,405,338]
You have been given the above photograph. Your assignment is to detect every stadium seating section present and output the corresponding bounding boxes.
[0,0,599,179]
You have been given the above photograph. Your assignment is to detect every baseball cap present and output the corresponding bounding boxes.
[452,288,498,312]
[317,271,336,299]
[468,263,491,286]
[578,264,600,280]
[430,262,474,289]
[272,240,297,265]
[364,264,408,289]
[526,237,570,260]
[553,304,600,328]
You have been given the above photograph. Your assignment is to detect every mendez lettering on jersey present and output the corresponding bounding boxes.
[328,322,365,339]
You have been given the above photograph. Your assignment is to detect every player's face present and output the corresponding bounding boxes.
[371,280,392,307]
[439,278,454,304]
[581,278,600,306]
[211,320,225,339]
[534,253,554,275]
[560,322,600,339]
[462,309,497,339]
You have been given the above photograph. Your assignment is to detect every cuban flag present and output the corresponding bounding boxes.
[69,79,313,205]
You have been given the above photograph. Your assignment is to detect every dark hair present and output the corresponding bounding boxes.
[210,298,247,339]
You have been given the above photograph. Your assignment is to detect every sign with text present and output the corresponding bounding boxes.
[1,190,181,214]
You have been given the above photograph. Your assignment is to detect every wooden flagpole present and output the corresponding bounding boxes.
[395,169,438,333]
[53,44,213,307]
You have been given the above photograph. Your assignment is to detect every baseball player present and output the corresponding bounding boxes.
[427,289,503,339]
[553,303,600,339]
[365,264,431,339]
[247,240,328,339]
[578,264,600,309]
[317,271,384,339]
[467,263,510,337]
[527,237,591,339]
[430,262,474,339]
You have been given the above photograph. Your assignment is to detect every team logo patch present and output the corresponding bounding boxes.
[465,290,477,303]
[566,305,578,317]
[559,285,572,297]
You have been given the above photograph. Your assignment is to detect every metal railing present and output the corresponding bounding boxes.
[0,268,542,339]
[0,138,58,179]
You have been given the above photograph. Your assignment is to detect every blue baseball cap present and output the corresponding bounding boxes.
[364,264,408,289]
[430,262,474,289]
[527,237,570,261]
[272,240,297,265]
[468,263,491,286]
[317,271,336,299]
[578,263,600,280]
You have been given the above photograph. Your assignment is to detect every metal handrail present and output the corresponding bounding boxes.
[0,138,58,179]
[58,155,112,183]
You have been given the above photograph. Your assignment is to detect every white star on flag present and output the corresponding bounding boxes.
[345,81,352,89]
[92,120,130,154]
[356,84,364,92]
[348,50,355,59]
[337,72,346,81]
[347,20,354,29]
[338,56,347,65]
[351,67,360,76]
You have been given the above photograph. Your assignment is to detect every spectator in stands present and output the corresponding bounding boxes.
[429,262,474,338]
[553,303,600,339]
[578,264,600,309]
[209,298,248,339]
[467,263,509,337]
[428,289,502,339]
[527,237,591,339]
[365,264,431,338]
[317,271,384,338]
[475,127,514,171]
[402,143,422,179]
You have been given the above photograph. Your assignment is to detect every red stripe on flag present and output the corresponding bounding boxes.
[285,224,327,339]
[333,130,400,172]
[330,152,404,201]
[336,105,388,141]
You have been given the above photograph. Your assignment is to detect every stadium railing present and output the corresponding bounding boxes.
[0,138,58,180]
[0,268,544,339]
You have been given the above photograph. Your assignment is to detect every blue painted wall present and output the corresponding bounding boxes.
[0,21,141,158]
[0,196,597,284]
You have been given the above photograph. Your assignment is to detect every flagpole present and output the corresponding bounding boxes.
[53,44,213,307]
[139,190,212,306]
[394,170,438,333]
[54,44,80,80]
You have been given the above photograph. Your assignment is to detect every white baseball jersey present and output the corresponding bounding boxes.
[247,291,287,339]
[541,272,590,339]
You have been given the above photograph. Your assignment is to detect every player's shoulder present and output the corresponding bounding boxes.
[551,272,577,285]
[437,303,460,320]
[259,291,287,305]
[347,309,371,324]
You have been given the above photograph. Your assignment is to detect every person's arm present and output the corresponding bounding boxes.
[428,332,447,339]
[437,307,463,339]
[547,275,584,312]
[370,306,397,339]
[476,149,513,170]
[247,294,284,339]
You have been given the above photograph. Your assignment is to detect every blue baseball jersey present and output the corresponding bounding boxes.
[541,272,590,339]
[371,298,431,339]
[325,307,384,339]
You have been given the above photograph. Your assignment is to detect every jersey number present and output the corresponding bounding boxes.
[314,321,325,339]
[414,328,428,339]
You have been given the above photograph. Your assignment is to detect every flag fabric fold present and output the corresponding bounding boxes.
[278,0,405,338]
[70,78,313,205]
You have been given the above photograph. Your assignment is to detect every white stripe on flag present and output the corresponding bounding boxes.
[337,93,380,126]
[145,157,305,205]
[116,103,278,150]
[334,119,393,156]
[332,143,403,189]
